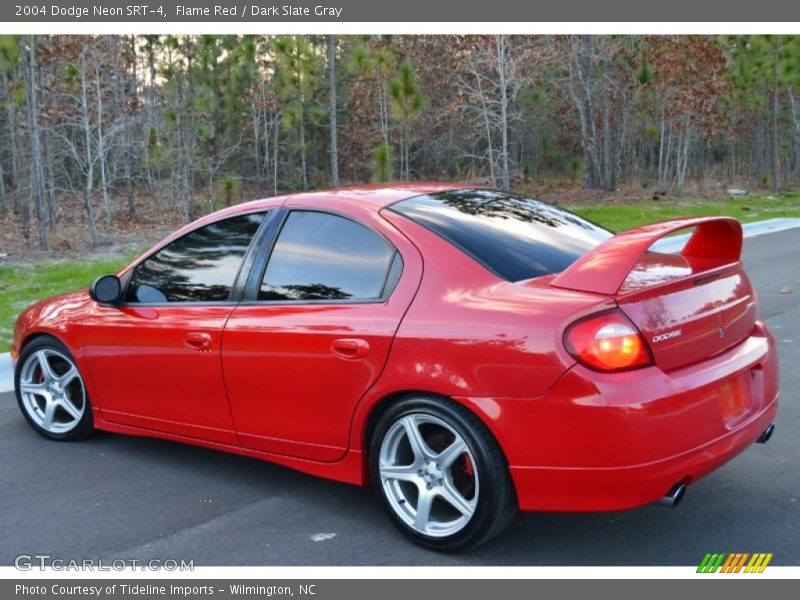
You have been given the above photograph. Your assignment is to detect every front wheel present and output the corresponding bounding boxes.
[369,395,517,551]
[15,336,94,441]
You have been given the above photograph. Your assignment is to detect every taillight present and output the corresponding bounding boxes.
[564,309,653,372]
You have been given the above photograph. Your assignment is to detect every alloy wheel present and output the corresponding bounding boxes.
[18,349,86,435]
[379,413,479,537]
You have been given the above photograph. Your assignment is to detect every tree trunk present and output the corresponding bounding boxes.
[263,108,272,189]
[273,112,280,196]
[327,35,340,187]
[144,39,158,200]
[476,73,496,186]
[299,112,308,189]
[83,185,98,247]
[772,38,781,191]
[25,36,47,250]
[37,60,57,230]
[2,71,20,218]
[658,105,666,192]
[497,35,510,191]
[788,84,800,178]
[405,123,411,180]
[584,37,601,189]
[252,105,260,180]
[0,159,6,216]
[126,164,135,217]
[675,123,691,195]
[179,49,195,223]
[601,50,613,191]
[44,128,57,230]
[567,36,601,190]
[126,35,137,216]
[756,85,767,185]
[398,135,405,181]
[378,75,389,149]
[96,64,112,234]
[80,55,99,246]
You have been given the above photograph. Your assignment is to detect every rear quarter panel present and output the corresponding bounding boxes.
[349,212,613,452]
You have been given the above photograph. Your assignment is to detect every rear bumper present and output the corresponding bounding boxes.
[509,397,776,511]
[460,322,779,512]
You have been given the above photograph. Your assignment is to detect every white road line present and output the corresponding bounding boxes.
[652,217,800,254]
[1,217,799,395]
[0,353,12,393]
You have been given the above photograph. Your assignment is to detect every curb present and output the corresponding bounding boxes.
[0,352,12,394]
[652,217,800,253]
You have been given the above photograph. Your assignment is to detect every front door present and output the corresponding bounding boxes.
[81,212,267,444]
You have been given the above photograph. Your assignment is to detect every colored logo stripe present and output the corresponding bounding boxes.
[745,553,773,573]
[697,553,725,573]
[697,553,773,573]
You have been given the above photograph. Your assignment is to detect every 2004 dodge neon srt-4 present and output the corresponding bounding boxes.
[11,184,778,551]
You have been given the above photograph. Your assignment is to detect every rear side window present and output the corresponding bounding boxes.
[389,189,612,281]
[259,211,400,302]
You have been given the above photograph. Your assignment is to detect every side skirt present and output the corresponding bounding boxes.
[91,408,367,486]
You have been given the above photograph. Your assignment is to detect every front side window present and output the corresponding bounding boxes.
[259,211,399,302]
[127,212,265,303]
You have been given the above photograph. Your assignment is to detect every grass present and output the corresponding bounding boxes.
[1,193,799,354]
[567,193,800,232]
[0,257,131,353]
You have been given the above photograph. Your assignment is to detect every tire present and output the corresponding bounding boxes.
[369,395,517,552]
[15,336,94,441]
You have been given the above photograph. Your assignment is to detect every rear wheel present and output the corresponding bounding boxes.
[15,337,94,441]
[369,395,517,551]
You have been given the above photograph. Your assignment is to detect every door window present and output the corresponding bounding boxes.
[259,211,400,302]
[126,212,265,303]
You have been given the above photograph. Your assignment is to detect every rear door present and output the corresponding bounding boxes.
[221,207,421,461]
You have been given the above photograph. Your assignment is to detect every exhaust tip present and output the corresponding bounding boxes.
[657,483,686,508]
[756,423,775,444]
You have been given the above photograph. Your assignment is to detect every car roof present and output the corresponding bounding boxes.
[156,183,475,252]
[122,183,477,277]
[222,182,471,216]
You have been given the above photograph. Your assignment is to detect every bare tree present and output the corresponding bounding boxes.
[0,67,20,219]
[564,35,603,190]
[459,35,527,190]
[24,36,47,249]
[48,37,131,244]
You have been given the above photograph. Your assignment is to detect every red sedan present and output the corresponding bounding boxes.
[11,184,778,551]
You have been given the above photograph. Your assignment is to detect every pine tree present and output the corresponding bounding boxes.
[388,62,424,180]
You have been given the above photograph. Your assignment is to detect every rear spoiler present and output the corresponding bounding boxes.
[551,216,743,295]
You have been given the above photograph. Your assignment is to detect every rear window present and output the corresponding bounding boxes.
[388,190,613,282]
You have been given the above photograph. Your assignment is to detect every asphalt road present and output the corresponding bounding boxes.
[1,229,798,566]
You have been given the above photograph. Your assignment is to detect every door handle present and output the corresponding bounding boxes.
[331,338,370,360]
[184,331,213,351]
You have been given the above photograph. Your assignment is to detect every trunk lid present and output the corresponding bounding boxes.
[616,252,757,371]
[551,217,755,372]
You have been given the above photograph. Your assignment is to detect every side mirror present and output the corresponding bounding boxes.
[90,275,122,305]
